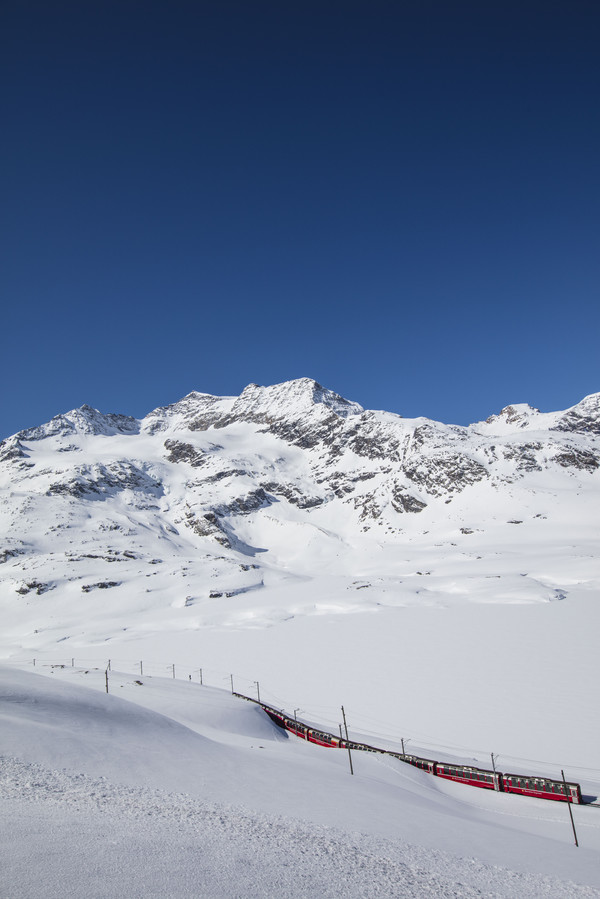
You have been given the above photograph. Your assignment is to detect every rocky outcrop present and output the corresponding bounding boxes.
[404,454,489,497]
[553,393,600,435]
[46,462,163,499]
[391,486,427,514]
[0,437,31,467]
[164,440,205,467]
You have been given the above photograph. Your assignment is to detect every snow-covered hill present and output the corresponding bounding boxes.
[2,664,600,898]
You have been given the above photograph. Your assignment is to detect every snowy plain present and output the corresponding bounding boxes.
[1,381,599,895]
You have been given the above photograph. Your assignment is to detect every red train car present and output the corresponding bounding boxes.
[262,706,340,747]
[436,762,501,791]
[502,773,582,804]
[307,727,341,748]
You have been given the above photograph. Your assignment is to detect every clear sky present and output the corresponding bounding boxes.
[2,1,599,439]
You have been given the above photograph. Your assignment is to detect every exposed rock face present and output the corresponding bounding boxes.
[0,438,31,467]
[46,462,163,499]
[553,448,599,471]
[553,393,600,435]
[262,482,325,509]
[164,440,205,467]
[485,404,541,428]
[404,454,489,497]
[391,487,427,514]
[143,392,233,435]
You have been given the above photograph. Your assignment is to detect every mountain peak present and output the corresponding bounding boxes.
[554,392,600,434]
[17,405,140,440]
[232,378,363,421]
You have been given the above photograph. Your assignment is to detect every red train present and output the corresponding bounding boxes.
[234,693,584,805]
[399,755,582,803]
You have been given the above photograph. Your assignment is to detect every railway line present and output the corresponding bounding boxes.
[234,692,593,806]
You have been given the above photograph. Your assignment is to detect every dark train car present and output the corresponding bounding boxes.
[341,739,384,754]
[393,754,437,775]
[502,773,582,804]
[264,708,310,740]
[436,762,501,791]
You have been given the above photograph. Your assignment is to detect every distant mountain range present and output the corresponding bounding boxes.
[1,378,599,652]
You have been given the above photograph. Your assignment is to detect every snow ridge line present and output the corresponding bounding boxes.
[1,755,596,898]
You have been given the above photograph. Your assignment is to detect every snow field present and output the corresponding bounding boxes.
[2,665,600,897]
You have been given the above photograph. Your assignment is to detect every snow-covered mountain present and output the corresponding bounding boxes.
[1,377,598,611]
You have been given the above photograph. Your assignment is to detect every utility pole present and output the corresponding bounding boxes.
[341,706,354,775]
[254,681,261,703]
[172,664,175,679]
[140,661,143,676]
[491,753,499,790]
[562,770,579,847]
[230,674,234,694]
[199,668,203,685]
[108,659,111,671]
[401,738,406,755]
[105,668,109,694]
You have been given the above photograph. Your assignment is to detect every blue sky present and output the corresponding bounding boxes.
[2,1,598,439]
